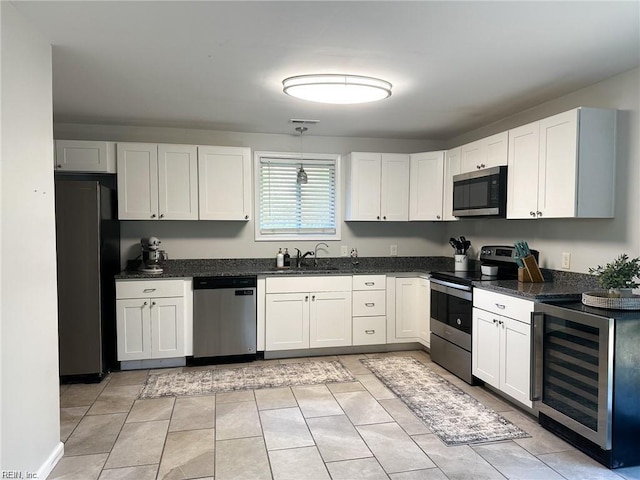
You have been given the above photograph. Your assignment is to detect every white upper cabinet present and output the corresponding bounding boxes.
[345,152,409,221]
[55,140,116,173]
[198,146,252,220]
[460,131,508,173]
[117,143,198,220]
[442,147,461,221]
[409,151,445,221]
[507,107,616,219]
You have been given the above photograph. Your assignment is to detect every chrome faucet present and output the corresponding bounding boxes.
[295,248,315,268]
[314,242,329,267]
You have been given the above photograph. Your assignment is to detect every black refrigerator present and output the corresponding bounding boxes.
[55,179,120,381]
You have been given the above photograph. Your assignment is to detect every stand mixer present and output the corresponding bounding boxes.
[138,236,166,274]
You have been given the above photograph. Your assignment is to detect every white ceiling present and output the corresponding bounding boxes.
[13,1,640,140]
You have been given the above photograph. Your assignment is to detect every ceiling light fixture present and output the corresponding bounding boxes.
[283,74,392,104]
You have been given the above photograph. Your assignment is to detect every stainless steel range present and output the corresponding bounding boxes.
[429,245,538,384]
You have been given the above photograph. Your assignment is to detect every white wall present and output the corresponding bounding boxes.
[442,68,640,273]
[0,3,62,476]
[53,124,448,264]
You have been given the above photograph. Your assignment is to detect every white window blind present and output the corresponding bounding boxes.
[258,156,337,237]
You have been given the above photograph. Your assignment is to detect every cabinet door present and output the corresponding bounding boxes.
[417,278,430,347]
[150,297,185,359]
[117,143,159,220]
[55,140,116,173]
[346,152,382,221]
[472,307,500,388]
[158,144,198,220]
[500,317,532,407]
[442,147,460,221]
[409,151,445,221]
[395,277,418,338]
[538,110,579,218]
[460,139,484,173]
[198,146,252,220]
[265,293,309,350]
[507,122,540,219]
[381,153,410,221]
[484,131,508,168]
[309,291,352,348]
[116,298,152,361]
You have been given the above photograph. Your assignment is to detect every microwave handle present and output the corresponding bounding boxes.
[530,312,544,401]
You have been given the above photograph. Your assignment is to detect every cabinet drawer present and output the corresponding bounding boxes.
[352,275,386,290]
[352,290,386,316]
[473,288,534,323]
[116,279,185,299]
[352,316,386,345]
[265,276,351,294]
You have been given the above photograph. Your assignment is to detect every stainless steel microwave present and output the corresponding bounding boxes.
[452,166,507,217]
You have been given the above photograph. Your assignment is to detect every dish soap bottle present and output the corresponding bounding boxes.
[283,248,291,268]
[276,248,284,268]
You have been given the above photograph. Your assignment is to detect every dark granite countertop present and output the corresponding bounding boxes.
[116,256,599,301]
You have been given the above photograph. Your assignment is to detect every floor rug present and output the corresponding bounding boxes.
[139,361,355,399]
[360,356,530,446]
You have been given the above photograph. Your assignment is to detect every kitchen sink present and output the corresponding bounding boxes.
[266,266,342,273]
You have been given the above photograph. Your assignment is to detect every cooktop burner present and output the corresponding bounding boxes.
[431,245,539,286]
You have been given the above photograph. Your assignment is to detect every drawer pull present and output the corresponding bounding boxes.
[495,303,506,309]
[365,302,375,307]
[365,329,376,334]
[143,288,156,293]
[365,282,375,286]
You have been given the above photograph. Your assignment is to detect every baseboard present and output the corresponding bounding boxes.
[37,441,64,479]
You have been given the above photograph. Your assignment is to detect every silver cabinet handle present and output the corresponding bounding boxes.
[495,303,506,309]
[365,330,375,334]
[151,301,156,306]
[492,319,498,324]
[383,216,387,220]
[244,215,249,220]
[530,211,536,217]
[365,282,375,286]
[151,214,156,218]
[376,216,380,220]
[305,296,308,302]
[312,295,315,301]
[537,211,542,217]
[143,288,156,293]
[365,302,375,307]
[436,215,441,219]
[159,213,165,218]
[143,301,148,306]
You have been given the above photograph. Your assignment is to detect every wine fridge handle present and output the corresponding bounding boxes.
[530,312,544,401]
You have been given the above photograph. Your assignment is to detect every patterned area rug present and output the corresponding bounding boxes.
[361,356,530,446]
[139,361,355,399]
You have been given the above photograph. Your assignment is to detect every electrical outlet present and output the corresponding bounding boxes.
[390,244,398,256]
[562,252,571,269]
[341,245,349,257]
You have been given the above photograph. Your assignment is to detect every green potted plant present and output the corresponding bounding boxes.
[588,253,640,297]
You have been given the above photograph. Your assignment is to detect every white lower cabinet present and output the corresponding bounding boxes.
[387,276,429,344]
[265,276,352,351]
[472,289,534,407]
[116,279,191,362]
[352,275,386,346]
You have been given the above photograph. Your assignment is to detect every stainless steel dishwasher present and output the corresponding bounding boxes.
[193,276,257,358]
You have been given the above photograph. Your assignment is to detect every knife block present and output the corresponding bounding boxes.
[518,255,544,283]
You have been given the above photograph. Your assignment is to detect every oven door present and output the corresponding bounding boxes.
[532,303,614,450]
[430,280,472,348]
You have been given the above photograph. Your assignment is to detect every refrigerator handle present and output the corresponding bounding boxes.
[530,311,544,401]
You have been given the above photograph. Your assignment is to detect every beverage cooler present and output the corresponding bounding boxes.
[532,302,640,469]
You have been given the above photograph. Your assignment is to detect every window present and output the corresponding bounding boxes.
[254,151,341,241]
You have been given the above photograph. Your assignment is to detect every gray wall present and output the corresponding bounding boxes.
[55,68,639,274]
[443,68,639,273]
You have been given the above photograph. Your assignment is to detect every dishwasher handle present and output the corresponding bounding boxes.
[194,276,257,289]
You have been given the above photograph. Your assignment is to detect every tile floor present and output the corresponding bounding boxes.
[52,350,640,480]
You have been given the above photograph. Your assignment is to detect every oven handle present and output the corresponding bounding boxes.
[429,279,472,301]
[530,311,544,401]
